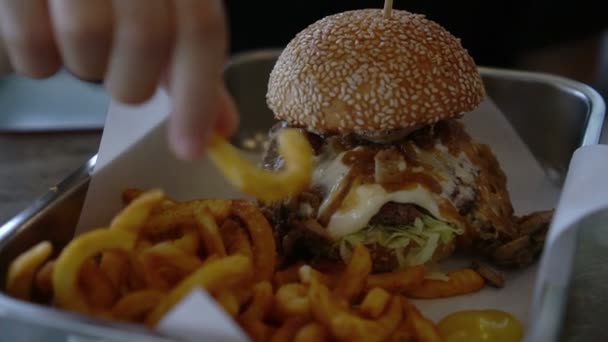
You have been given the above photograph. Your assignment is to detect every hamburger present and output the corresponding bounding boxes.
[260,9,551,272]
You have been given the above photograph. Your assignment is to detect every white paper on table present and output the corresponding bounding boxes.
[73,85,601,340]
[156,289,249,342]
[526,144,608,341]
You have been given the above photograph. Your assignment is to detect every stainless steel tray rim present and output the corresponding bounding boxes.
[477,65,606,147]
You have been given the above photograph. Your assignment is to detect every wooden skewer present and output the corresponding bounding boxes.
[384,0,394,18]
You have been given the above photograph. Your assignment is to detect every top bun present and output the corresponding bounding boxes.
[266,9,485,135]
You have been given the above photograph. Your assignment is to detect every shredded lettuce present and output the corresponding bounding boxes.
[337,213,464,268]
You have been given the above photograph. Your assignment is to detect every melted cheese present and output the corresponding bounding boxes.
[309,141,477,240]
[325,183,445,238]
[313,150,350,217]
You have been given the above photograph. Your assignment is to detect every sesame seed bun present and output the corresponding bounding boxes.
[266,9,486,135]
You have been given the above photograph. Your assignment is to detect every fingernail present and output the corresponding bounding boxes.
[169,128,203,161]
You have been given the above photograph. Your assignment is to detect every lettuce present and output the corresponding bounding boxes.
[337,213,464,268]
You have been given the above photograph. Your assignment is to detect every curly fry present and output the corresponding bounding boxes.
[240,281,274,322]
[127,252,147,291]
[237,281,275,341]
[309,276,402,342]
[171,226,200,255]
[270,316,310,342]
[207,128,313,203]
[359,287,391,319]
[99,250,129,291]
[111,289,165,322]
[276,283,310,317]
[220,218,253,259]
[195,207,227,257]
[6,241,53,301]
[402,298,443,342]
[139,243,203,290]
[144,199,233,235]
[80,259,118,309]
[273,261,305,288]
[216,291,240,317]
[110,189,164,234]
[35,260,55,297]
[52,229,136,314]
[294,322,328,342]
[404,269,485,299]
[230,200,276,282]
[241,319,274,342]
[122,188,175,207]
[366,265,426,293]
[145,255,252,327]
[334,243,372,302]
[298,265,336,288]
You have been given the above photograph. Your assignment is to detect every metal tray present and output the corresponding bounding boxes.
[0,49,604,342]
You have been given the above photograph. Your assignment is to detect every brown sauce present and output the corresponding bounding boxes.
[316,171,355,226]
[341,146,442,194]
[382,172,442,194]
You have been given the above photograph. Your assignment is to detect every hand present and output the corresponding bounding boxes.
[0,0,239,160]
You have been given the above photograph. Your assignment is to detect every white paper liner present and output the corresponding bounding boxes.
[526,144,608,341]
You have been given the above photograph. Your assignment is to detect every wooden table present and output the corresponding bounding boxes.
[0,131,101,224]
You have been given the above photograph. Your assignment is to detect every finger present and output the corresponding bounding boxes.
[167,0,230,160]
[214,86,239,138]
[105,0,174,104]
[0,0,61,78]
[48,0,113,81]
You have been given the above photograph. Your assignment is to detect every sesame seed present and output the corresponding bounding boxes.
[266,8,484,133]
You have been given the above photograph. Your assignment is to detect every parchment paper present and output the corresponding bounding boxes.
[76,89,570,340]
[526,144,608,341]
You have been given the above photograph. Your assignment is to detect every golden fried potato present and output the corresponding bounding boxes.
[6,241,53,301]
[404,269,485,299]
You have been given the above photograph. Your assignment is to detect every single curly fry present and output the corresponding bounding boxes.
[238,282,277,342]
[276,283,310,317]
[270,316,310,342]
[241,318,274,342]
[402,297,443,342]
[359,287,391,319]
[216,291,240,317]
[6,241,53,301]
[52,229,136,314]
[99,250,129,291]
[111,289,165,323]
[35,260,55,297]
[404,268,485,299]
[294,322,329,342]
[366,265,426,293]
[139,243,203,290]
[298,265,336,288]
[194,207,227,257]
[144,199,233,235]
[220,218,253,259]
[110,189,164,234]
[145,255,252,327]
[334,243,372,302]
[207,128,313,203]
[240,281,274,322]
[79,259,118,309]
[122,188,176,207]
[273,261,305,287]
[171,226,200,255]
[230,200,277,282]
